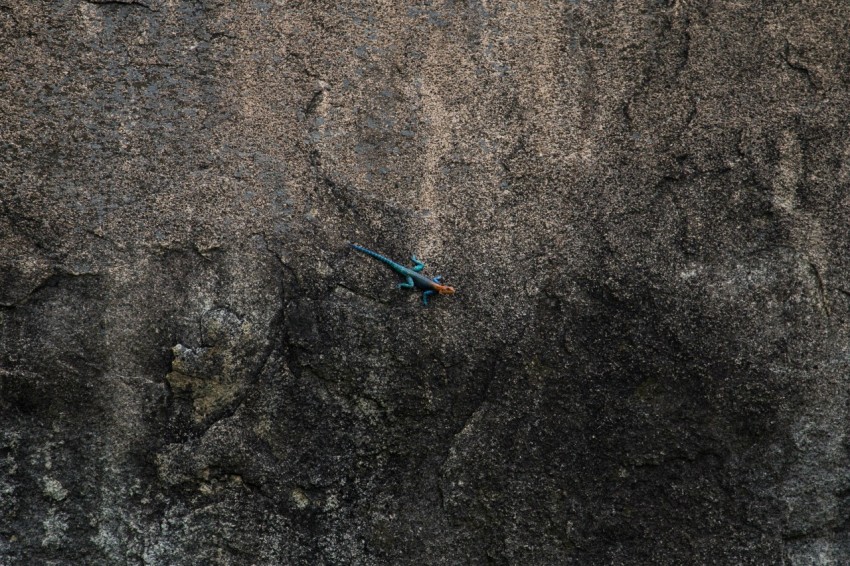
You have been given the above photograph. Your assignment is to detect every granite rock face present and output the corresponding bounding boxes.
[2,1,850,563]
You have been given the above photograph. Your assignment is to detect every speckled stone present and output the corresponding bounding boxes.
[2,1,850,563]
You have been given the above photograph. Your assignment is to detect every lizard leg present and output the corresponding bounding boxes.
[422,290,436,305]
[411,255,425,272]
[397,276,415,289]
[432,275,443,283]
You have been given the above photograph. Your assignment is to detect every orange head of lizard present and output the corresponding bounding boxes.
[435,284,456,295]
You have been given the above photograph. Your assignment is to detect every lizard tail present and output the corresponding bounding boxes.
[349,243,399,269]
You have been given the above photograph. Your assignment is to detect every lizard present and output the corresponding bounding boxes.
[349,243,455,305]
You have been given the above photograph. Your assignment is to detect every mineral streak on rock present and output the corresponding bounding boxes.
[2,1,850,563]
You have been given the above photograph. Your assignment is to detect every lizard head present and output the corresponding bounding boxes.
[435,284,456,295]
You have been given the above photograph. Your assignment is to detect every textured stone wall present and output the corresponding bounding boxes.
[2,1,850,563]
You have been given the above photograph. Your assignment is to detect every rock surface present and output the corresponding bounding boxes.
[2,1,850,563]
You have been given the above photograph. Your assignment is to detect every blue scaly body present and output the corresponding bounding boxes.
[349,244,456,305]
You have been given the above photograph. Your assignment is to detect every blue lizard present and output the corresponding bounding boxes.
[349,244,456,305]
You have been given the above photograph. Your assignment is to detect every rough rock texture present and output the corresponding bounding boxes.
[2,1,850,564]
